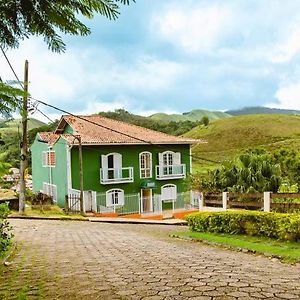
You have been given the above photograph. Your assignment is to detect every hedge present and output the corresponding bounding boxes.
[186,211,300,242]
[0,203,13,255]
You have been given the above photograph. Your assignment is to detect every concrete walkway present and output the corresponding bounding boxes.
[1,219,300,299]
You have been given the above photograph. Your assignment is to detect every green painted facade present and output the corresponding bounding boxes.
[31,136,68,206]
[71,144,190,195]
[31,122,192,209]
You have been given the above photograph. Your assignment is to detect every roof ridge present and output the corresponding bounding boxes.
[63,114,198,142]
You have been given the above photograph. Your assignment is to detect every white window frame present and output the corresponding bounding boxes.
[139,152,152,179]
[161,184,177,201]
[42,150,56,167]
[162,151,174,167]
[106,189,124,207]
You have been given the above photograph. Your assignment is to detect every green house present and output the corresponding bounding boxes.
[31,115,199,215]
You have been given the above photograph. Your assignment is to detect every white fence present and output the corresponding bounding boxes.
[95,191,201,215]
[42,182,57,203]
[96,193,140,214]
[67,189,202,215]
[67,189,97,212]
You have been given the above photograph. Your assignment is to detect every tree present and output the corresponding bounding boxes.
[0,0,134,114]
[193,151,283,193]
[0,82,24,117]
[201,116,209,126]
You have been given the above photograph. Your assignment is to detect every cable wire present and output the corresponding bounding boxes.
[0,48,220,164]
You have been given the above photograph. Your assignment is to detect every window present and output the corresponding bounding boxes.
[163,152,173,166]
[163,152,173,175]
[101,153,122,180]
[42,182,57,202]
[106,189,124,207]
[161,184,177,201]
[140,152,152,178]
[42,151,56,167]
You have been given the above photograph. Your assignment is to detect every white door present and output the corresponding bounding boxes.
[141,189,153,213]
[84,191,93,212]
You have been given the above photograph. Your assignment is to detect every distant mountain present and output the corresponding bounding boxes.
[226,106,300,116]
[150,109,231,123]
[0,118,46,131]
[98,109,201,136]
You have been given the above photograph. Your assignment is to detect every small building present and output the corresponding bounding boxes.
[31,115,201,215]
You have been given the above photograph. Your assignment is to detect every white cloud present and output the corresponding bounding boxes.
[1,38,187,118]
[154,4,232,53]
[267,73,300,109]
[269,20,300,63]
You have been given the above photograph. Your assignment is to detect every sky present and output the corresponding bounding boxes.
[2,0,300,121]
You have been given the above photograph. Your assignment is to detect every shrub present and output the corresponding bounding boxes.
[186,211,300,241]
[0,203,10,219]
[0,203,13,255]
[31,192,53,206]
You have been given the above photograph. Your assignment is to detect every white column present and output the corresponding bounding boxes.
[91,191,97,212]
[264,192,271,212]
[222,192,228,210]
[199,192,204,211]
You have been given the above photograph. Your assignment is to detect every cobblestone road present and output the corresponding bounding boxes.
[1,219,300,300]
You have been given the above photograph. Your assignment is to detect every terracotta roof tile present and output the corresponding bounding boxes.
[38,132,60,145]
[55,115,201,145]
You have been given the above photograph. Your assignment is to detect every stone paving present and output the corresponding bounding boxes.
[0,219,300,299]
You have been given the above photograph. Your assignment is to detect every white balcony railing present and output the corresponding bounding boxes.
[156,164,186,180]
[100,167,134,184]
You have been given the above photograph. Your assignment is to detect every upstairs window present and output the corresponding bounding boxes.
[42,151,56,167]
[140,152,152,178]
[159,151,181,167]
[163,152,173,167]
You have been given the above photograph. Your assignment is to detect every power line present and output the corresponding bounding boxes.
[0,47,24,88]
[30,97,219,163]
[0,49,220,164]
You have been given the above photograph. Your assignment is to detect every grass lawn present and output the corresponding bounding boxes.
[0,189,15,198]
[173,231,300,263]
[9,205,86,220]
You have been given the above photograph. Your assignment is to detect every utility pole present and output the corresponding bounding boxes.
[19,60,29,214]
[77,136,84,214]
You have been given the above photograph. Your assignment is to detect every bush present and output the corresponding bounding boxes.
[31,192,53,206]
[0,203,13,255]
[186,211,300,241]
[0,203,10,219]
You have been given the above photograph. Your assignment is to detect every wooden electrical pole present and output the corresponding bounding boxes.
[19,60,29,214]
[78,136,85,214]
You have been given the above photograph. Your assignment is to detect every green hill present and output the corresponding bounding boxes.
[226,106,300,116]
[0,118,46,132]
[185,114,300,172]
[98,109,201,136]
[150,109,231,123]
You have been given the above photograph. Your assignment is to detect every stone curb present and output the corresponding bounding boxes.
[170,234,291,263]
[8,215,188,226]
[89,218,188,226]
[8,215,88,221]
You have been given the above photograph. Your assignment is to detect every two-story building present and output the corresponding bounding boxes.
[31,115,200,215]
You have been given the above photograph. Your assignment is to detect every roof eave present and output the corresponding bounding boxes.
[77,141,203,146]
